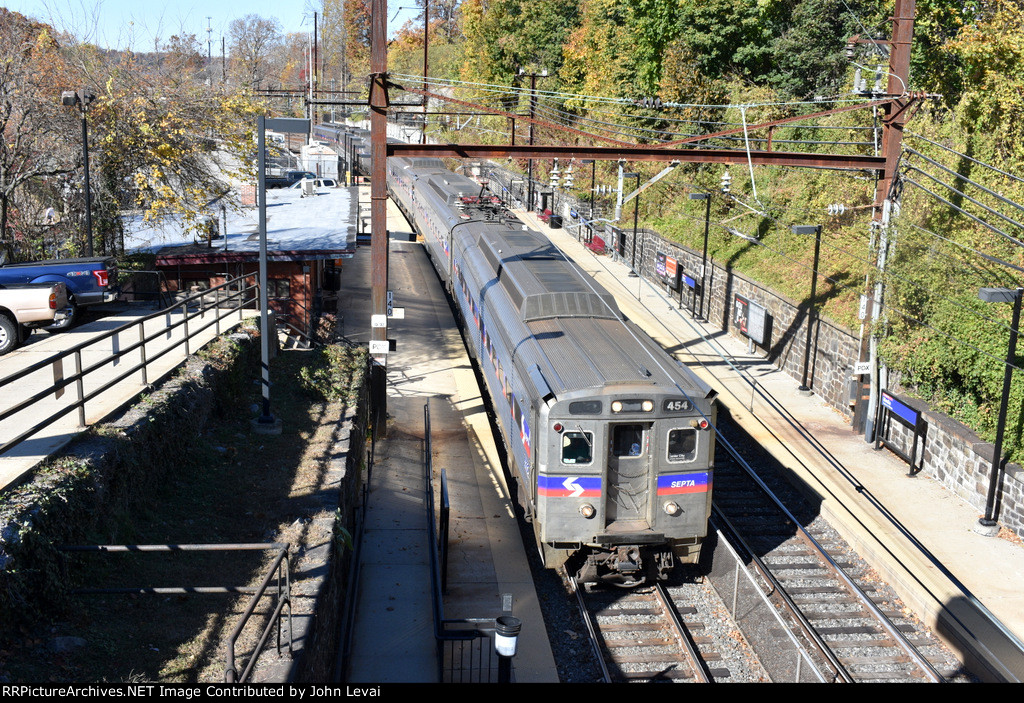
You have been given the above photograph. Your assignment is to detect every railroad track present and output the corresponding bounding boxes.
[710,448,966,682]
[571,577,734,682]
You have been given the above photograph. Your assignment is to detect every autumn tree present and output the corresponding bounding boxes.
[59,32,263,251]
[342,0,372,86]
[0,9,79,258]
[228,14,285,89]
[317,0,352,93]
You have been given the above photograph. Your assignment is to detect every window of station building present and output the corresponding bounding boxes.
[561,431,593,465]
[268,278,290,298]
[667,428,698,463]
[612,425,645,457]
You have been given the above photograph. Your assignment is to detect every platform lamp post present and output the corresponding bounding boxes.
[581,160,595,243]
[495,615,522,684]
[61,90,96,257]
[792,225,823,394]
[689,192,711,321]
[976,287,1023,535]
[623,172,641,274]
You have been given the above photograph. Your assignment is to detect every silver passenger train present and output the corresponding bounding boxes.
[386,153,718,585]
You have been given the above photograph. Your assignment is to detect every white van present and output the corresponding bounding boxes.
[290,178,338,189]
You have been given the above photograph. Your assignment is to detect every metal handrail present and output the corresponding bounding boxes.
[0,275,259,464]
[225,545,293,683]
[58,542,293,684]
[424,402,489,682]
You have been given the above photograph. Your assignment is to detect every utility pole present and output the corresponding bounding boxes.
[520,69,547,212]
[370,0,389,436]
[861,0,916,442]
[422,0,429,144]
[206,17,212,84]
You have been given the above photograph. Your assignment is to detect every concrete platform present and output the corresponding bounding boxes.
[524,210,1024,683]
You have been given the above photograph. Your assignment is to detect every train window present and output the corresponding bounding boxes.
[667,428,698,462]
[561,432,593,465]
[612,425,644,457]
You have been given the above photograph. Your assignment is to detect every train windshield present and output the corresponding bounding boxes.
[561,431,593,465]
[667,428,698,463]
[612,425,645,457]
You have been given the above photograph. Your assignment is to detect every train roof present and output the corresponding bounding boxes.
[476,227,621,321]
[525,315,712,400]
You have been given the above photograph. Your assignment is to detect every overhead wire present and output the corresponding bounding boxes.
[907,132,1024,186]
[397,69,1024,355]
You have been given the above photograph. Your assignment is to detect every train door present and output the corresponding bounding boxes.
[606,422,653,525]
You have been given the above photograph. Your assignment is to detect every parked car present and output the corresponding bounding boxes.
[265,170,317,189]
[0,251,119,330]
[0,282,69,354]
[289,178,338,189]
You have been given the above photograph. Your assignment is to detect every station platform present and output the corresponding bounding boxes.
[341,192,558,683]
[520,209,1024,683]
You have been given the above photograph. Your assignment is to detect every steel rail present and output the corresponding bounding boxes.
[387,142,886,171]
[568,575,613,683]
[711,437,945,682]
[710,508,855,683]
[653,581,712,683]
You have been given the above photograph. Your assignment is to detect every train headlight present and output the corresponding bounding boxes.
[642,400,654,412]
[579,503,596,519]
[663,501,682,516]
[611,401,622,413]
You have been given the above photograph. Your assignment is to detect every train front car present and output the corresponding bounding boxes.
[538,379,718,586]
[525,318,718,586]
[452,217,717,587]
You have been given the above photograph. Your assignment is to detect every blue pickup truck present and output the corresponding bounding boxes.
[0,252,119,329]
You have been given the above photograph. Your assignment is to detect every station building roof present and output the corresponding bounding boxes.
[123,185,357,265]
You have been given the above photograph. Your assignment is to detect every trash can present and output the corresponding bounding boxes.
[549,214,563,229]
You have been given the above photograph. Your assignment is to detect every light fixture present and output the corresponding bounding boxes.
[61,89,97,257]
[976,287,1024,535]
[495,615,522,684]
